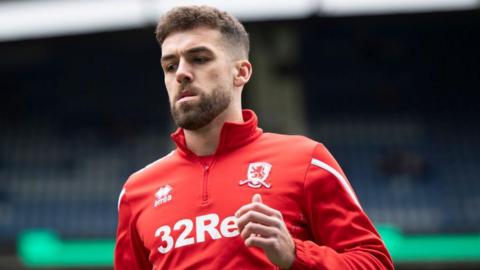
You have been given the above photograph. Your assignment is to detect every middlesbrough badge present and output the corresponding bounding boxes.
[239,162,272,189]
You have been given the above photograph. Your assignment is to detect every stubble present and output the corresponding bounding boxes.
[171,86,231,130]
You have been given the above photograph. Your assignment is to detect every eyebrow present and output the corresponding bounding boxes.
[161,46,213,63]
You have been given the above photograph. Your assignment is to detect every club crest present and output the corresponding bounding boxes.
[239,162,272,189]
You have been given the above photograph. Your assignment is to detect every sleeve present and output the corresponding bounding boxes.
[114,186,152,270]
[290,144,394,270]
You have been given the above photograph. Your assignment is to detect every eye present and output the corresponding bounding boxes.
[193,56,209,64]
[165,63,177,72]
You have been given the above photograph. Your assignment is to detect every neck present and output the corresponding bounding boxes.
[183,108,243,156]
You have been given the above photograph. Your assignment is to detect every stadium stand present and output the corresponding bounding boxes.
[0,10,479,270]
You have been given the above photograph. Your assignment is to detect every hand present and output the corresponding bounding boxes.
[235,194,295,269]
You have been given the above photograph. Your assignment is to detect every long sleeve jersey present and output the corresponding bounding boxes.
[115,110,393,270]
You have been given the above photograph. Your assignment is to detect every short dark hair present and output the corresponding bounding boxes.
[155,6,249,58]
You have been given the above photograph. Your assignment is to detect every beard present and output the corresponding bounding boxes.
[170,86,231,130]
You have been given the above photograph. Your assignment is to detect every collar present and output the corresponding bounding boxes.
[170,109,263,158]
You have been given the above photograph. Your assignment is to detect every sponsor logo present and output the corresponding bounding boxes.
[239,162,272,189]
[154,185,172,207]
[154,213,239,254]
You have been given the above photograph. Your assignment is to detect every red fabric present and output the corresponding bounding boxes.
[114,109,393,270]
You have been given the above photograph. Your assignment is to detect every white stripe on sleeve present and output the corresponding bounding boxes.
[311,158,361,209]
[118,188,126,211]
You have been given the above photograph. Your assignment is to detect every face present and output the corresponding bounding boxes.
[161,27,236,130]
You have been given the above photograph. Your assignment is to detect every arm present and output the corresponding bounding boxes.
[291,144,393,269]
[114,187,151,270]
[235,144,393,269]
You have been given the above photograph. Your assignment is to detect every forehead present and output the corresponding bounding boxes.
[161,27,224,56]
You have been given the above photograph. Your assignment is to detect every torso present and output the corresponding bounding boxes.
[125,133,317,269]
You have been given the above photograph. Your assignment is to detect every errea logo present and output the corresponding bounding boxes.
[154,184,172,207]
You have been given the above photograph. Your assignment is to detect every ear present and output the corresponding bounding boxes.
[233,60,252,87]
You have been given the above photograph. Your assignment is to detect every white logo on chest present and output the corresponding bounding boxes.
[154,213,239,254]
[239,162,272,189]
[154,185,172,207]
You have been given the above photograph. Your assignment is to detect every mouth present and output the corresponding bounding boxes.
[176,89,198,102]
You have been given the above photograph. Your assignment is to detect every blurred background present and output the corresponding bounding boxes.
[1,0,479,269]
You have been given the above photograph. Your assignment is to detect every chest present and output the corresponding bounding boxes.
[133,152,310,258]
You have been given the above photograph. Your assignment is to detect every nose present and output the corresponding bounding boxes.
[175,59,193,84]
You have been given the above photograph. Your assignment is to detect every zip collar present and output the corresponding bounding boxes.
[170,109,263,158]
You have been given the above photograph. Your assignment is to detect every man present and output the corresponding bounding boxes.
[115,5,393,270]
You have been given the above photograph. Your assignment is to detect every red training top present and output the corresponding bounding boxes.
[115,110,393,270]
